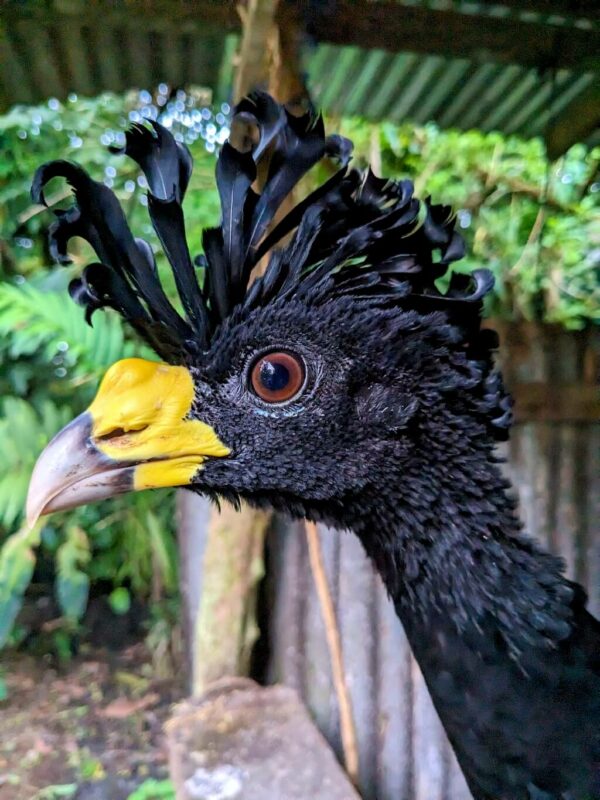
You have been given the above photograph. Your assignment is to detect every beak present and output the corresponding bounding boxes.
[26,358,230,527]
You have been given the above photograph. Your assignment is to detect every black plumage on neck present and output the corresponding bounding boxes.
[351,440,600,800]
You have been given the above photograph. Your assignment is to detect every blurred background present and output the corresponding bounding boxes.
[0,2,598,799]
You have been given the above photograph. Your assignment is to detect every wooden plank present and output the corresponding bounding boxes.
[293,1,600,72]
[0,24,36,105]
[302,524,340,744]
[412,656,447,800]
[510,383,599,423]
[267,518,312,692]
[176,491,213,686]
[92,25,127,95]
[375,587,413,799]
[337,528,379,792]
[125,27,155,90]
[1,1,240,31]
[11,19,64,100]
[189,32,224,91]
[54,23,95,98]
[583,425,600,617]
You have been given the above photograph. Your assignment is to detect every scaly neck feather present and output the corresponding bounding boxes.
[350,439,599,800]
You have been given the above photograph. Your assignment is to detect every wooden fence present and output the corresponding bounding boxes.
[264,323,599,800]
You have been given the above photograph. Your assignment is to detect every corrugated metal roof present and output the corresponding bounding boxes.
[1,1,598,156]
[306,44,598,146]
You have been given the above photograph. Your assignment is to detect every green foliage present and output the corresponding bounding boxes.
[126,779,175,800]
[0,525,40,646]
[109,586,131,615]
[0,280,134,373]
[32,786,77,800]
[0,396,70,528]
[56,526,91,621]
[0,88,226,647]
[33,783,77,800]
[335,118,599,328]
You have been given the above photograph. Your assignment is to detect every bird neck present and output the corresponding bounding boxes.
[351,438,572,656]
[348,439,599,800]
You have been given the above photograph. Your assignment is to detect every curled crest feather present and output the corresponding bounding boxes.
[32,91,509,434]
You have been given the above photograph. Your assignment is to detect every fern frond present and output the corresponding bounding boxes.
[0,282,137,374]
[0,396,71,528]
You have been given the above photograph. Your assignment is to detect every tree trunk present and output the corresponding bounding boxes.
[177,0,309,695]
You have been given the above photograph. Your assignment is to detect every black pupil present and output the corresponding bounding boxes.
[259,359,290,392]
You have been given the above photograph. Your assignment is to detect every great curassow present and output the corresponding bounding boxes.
[27,93,600,800]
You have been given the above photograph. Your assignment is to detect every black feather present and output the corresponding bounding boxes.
[109,120,192,202]
[233,91,285,160]
[111,121,209,342]
[33,91,497,380]
[146,194,209,345]
[214,142,258,301]
[32,157,193,360]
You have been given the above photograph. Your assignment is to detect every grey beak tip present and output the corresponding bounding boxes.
[26,406,134,521]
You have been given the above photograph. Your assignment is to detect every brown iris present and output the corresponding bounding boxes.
[250,351,305,403]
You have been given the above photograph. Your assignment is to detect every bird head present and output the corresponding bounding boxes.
[27,93,512,529]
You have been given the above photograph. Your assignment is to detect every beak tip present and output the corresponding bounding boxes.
[26,476,47,529]
[24,412,93,530]
[25,503,43,531]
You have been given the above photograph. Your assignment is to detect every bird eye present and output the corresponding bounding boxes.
[249,351,305,403]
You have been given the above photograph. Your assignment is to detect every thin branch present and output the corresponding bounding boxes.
[509,206,546,275]
[413,159,440,197]
[234,0,278,102]
[17,188,72,225]
[305,521,359,785]
[474,168,569,212]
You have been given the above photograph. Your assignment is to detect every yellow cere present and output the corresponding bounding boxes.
[87,358,230,490]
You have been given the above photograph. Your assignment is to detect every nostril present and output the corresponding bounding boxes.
[97,424,149,442]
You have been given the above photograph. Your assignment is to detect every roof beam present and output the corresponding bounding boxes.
[1,0,240,32]
[487,0,600,20]
[545,81,600,159]
[295,1,600,72]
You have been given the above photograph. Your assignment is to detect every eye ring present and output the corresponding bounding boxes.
[249,350,306,404]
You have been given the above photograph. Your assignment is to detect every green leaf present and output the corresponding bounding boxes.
[0,525,41,647]
[33,784,78,800]
[55,526,91,620]
[126,779,175,800]
[109,586,131,615]
[147,511,177,593]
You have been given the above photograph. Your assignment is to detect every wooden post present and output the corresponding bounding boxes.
[177,0,309,696]
[234,0,279,101]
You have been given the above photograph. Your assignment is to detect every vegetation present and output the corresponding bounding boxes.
[0,88,223,653]
[0,88,597,653]
[338,117,599,328]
